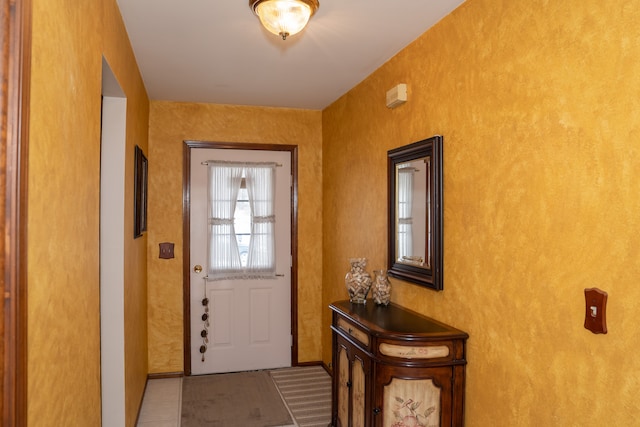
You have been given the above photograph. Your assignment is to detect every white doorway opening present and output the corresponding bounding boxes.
[100,57,127,427]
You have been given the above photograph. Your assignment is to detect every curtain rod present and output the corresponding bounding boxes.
[201,160,282,167]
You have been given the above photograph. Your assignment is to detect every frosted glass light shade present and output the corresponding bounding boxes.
[250,0,319,40]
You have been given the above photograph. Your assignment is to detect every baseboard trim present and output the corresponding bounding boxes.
[148,371,185,380]
[295,360,332,376]
[146,364,329,379]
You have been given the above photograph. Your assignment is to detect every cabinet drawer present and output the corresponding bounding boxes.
[379,342,450,360]
[336,317,370,347]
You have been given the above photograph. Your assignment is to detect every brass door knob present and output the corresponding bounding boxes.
[193,264,203,273]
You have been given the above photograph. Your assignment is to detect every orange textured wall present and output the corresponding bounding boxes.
[322,0,640,425]
[28,0,149,425]
[147,101,323,373]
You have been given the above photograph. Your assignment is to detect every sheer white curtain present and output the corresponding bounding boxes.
[207,163,244,279]
[245,164,277,278]
[207,161,277,280]
[397,167,414,262]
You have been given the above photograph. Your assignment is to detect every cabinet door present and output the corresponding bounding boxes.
[351,350,366,427]
[336,342,349,426]
[335,335,372,427]
[374,365,453,427]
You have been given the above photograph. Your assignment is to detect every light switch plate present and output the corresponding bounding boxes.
[584,287,607,334]
[159,242,175,259]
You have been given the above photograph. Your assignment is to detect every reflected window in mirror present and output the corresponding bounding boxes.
[396,158,429,267]
[388,136,443,290]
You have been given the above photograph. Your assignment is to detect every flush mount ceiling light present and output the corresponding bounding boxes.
[250,0,319,40]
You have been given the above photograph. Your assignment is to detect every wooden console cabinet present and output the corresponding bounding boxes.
[330,300,468,427]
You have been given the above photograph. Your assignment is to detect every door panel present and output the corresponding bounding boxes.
[338,345,349,426]
[250,288,271,343]
[352,356,366,427]
[190,148,292,374]
[210,289,232,346]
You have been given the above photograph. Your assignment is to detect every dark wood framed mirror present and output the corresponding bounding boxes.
[387,135,443,290]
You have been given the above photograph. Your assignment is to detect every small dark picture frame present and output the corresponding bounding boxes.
[134,145,148,238]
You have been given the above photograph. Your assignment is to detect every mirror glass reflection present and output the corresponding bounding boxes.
[395,157,430,268]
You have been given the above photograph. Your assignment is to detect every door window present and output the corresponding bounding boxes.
[207,162,277,280]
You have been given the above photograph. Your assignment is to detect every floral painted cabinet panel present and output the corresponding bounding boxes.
[330,300,468,427]
[377,366,454,427]
[386,380,440,427]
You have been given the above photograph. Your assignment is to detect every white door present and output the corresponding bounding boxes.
[190,148,292,374]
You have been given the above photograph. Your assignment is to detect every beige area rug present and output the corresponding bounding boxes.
[181,370,295,427]
[269,366,332,427]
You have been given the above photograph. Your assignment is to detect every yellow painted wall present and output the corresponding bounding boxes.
[147,101,323,373]
[322,0,640,425]
[28,0,149,425]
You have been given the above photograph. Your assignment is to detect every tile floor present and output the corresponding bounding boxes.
[136,377,183,427]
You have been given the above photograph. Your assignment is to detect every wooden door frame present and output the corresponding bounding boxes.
[2,0,31,424]
[182,141,299,375]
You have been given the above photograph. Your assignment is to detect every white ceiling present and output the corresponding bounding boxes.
[115,0,465,110]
